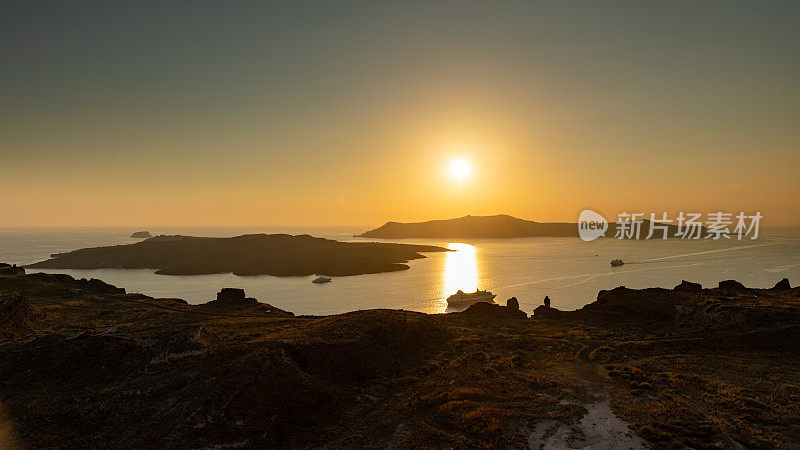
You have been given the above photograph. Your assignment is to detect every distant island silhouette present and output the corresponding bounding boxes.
[28,234,449,276]
[357,214,695,239]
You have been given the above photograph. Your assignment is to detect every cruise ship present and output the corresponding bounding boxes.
[446,289,497,306]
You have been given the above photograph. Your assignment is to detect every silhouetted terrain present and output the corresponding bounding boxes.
[358,214,692,239]
[0,270,797,448]
[27,234,449,276]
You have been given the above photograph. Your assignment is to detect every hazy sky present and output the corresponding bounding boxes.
[2,1,799,227]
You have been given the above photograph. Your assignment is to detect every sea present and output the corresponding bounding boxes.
[1,226,799,316]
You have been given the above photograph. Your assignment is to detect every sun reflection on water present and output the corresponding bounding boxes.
[443,243,478,300]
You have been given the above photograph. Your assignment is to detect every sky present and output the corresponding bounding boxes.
[2,1,799,227]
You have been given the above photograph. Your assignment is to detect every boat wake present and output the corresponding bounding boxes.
[495,262,706,291]
[641,241,783,263]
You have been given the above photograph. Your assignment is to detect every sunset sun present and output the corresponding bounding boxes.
[449,159,471,180]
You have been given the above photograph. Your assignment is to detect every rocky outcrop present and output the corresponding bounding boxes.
[78,278,126,295]
[719,280,746,292]
[532,305,565,318]
[210,288,259,307]
[674,280,702,292]
[217,288,246,302]
[773,278,791,290]
[0,264,24,276]
[506,297,519,310]
[202,288,294,316]
[582,286,677,320]
[462,301,528,319]
[130,231,153,238]
[533,280,800,340]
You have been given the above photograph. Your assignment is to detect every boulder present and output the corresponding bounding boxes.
[217,288,246,302]
[532,305,565,318]
[506,297,519,310]
[718,280,746,292]
[674,280,702,292]
[773,278,791,290]
[211,288,259,307]
[462,302,527,319]
[543,296,551,307]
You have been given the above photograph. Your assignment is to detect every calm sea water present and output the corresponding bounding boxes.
[1,227,799,315]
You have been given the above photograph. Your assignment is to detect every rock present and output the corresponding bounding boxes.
[211,288,259,307]
[773,278,791,290]
[544,296,551,307]
[532,305,564,318]
[130,231,153,238]
[506,297,519,310]
[674,280,702,292]
[462,302,527,319]
[24,272,76,284]
[718,280,746,292]
[79,278,126,295]
[0,263,25,276]
[203,288,293,315]
[585,287,677,320]
[217,288,245,302]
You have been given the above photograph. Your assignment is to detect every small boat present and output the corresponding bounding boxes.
[311,276,332,284]
[446,289,496,306]
[610,259,625,267]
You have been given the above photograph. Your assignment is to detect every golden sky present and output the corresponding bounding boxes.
[2,2,799,227]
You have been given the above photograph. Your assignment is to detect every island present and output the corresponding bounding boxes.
[27,234,450,276]
[130,231,153,238]
[358,214,693,239]
[0,270,796,448]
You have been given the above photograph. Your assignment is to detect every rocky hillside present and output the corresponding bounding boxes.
[0,271,797,448]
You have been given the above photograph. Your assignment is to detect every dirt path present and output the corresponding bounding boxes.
[528,351,647,449]
[527,400,646,449]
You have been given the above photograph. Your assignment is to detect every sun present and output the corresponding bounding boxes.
[449,159,471,180]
